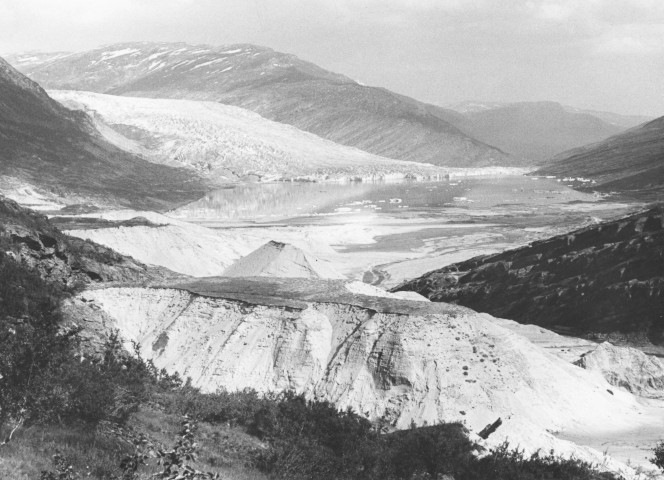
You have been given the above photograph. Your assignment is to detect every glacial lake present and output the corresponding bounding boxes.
[171,176,640,286]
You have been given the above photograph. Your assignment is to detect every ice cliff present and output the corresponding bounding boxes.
[77,276,664,477]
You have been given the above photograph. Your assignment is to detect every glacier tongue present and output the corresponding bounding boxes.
[79,277,664,478]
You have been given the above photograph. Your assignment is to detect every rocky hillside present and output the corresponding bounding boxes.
[453,101,624,163]
[535,116,664,199]
[395,206,664,347]
[9,42,512,167]
[0,55,206,210]
[75,276,663,476]
[0,195,174,287]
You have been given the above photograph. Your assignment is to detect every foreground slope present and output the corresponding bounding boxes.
[454,101,624,163]
[50,90,447,182]
[396,206,664,349]
[0,55,206,210]
[10,42,512,167]
[78,276,664,476]
[536,116,664,198]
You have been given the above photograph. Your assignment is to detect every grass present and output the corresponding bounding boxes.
[0,407,268,480]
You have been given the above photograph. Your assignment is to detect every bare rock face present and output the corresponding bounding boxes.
[575,342,664,399]
[79,276,664,478]
[223,240,344,279]
[395,206,664,348]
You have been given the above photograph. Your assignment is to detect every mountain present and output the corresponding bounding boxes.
[536,116,664,198]
[8,42,512,167]
[49,90,448,182]
[447,101,631,163]
[0,55,206,210]
[449,100,652,129]
[395,206,664,350]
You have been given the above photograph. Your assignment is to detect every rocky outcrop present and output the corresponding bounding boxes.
[395,206,664,347]
[223,241,344,279]
[575,342,664,399]
[80,276,664,477]
[0,196,175,286]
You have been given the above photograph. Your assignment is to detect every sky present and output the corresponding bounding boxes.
[1,0,662,116]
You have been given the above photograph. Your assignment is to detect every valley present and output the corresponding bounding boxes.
[0,30,662,480]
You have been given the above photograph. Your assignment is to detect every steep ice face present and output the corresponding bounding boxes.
[80,282,664,478]
[576,342,664,399]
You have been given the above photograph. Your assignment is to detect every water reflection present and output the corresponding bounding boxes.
[169,176,630,225]
[170,179,467,222]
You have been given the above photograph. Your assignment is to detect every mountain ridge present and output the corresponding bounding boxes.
[8,42,514,167]
[445,101,638,163]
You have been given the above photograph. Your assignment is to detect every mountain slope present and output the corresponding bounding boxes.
[535,116,664,197]
[0,195,174,287]
[450,102,625,162]
[50,90,448,182]
[395,206,664,349]
[10,42,513,167]
[0,55,206,210]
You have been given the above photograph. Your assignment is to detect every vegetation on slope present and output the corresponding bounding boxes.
[535,116,664,200]
[0,199,623,480]
[395,205,664,348]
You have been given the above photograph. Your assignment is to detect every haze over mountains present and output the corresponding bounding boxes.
[0,56,206,210]
[537,116,664,198]
[10,42,651,169]
[8,43,514,168]
[451,102,627,163]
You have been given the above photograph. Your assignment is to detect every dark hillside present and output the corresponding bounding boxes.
[396,206,664,348]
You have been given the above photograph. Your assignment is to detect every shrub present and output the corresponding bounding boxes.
[651,441,664,471]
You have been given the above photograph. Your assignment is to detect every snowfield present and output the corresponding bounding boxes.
[51,90,450,182]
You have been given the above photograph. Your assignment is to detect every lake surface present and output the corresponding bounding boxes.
[171,176,640,286]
